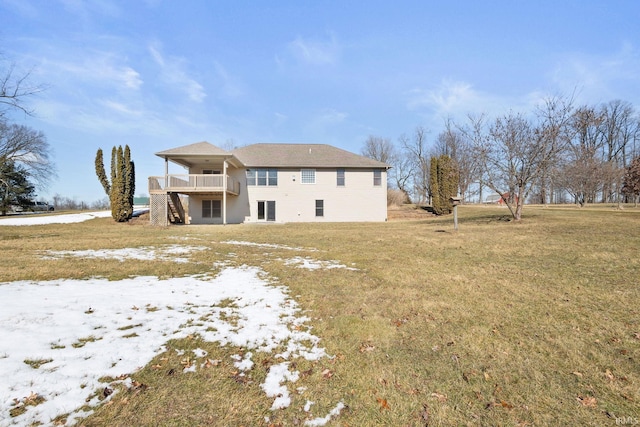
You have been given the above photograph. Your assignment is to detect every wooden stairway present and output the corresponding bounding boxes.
[168,192,185,224]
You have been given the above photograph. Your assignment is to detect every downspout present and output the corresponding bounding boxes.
[223,159,227,225]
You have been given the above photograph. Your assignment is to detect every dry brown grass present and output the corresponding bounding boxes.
[1,205,639,426]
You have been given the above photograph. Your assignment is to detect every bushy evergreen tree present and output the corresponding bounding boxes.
[0,160,35,215]
[95,145,135,222]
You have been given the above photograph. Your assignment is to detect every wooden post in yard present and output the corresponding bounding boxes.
[450,197,461,231]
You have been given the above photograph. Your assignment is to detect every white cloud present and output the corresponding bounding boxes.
[406,79,539,125]
[408,79,478,114]
[550,42,640,104]
[39,51,142,91]
[101,99,143,117]
[149,43,206,103]
[407,79,496,121]
[288,34,340,65]
[310,108,348,127]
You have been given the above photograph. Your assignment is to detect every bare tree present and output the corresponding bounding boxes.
[0,120,56,189]
[474,96,574,220]
[361,135,396,164]
[391,134,414,201]
[458,113,489,202]
[1,58,45,118]
[534,94,576,205]
[598,100,640,203]
[557,106,605,205]
[401,126,431,204]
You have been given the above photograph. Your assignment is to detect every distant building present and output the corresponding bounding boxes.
[485,192,518,205]
[133,197,150,207]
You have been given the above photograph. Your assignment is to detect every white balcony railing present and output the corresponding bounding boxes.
[149,174,239,194]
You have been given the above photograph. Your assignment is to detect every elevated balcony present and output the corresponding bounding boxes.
[149,174,240,195]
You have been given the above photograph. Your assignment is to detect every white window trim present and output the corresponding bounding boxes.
[315,199,324,217]
[202,199,222,219]
[301,169,316,184]
[337,168,345,187]
[247,168,278,186]
[373,170,382,186]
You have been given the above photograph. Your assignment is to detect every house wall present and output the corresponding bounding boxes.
[185,164,249,225]
[243,168,387,223]
[183,164,387,224]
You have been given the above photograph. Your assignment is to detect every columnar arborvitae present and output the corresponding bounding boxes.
[430,156,441,213]
[430,155,459,215]
[124,145,135,215]
[95,145,135,222]
[111,145,125,221]
[94,148,110,196]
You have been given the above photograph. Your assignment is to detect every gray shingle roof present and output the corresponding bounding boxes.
[232,143,389,168]
[155,141,230,157]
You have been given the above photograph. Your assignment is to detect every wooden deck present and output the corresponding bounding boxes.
[149,174,240,195]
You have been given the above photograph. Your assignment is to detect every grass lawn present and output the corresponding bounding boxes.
[1,204,639,426]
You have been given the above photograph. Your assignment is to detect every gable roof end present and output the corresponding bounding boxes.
[155,141,231,157]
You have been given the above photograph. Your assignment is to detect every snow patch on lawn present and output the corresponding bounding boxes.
[0,211,111,226]
[304,401,346,426]
[222,240,317,252]
[283,256,359,271]
[0,266,334,426]
[41,245,208,263]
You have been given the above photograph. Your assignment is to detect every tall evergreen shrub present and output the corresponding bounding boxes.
[95,145,135,222]
[430,155,459,215]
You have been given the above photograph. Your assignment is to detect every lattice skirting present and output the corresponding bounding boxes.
[150,193,169,226]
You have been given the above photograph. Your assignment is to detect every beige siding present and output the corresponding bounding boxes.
[186,166,248,225]
[183,165,387,224]
[243,168,387,223]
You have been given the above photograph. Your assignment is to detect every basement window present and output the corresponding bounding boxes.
[202,200,221,218]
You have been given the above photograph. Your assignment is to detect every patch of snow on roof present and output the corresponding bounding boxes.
[0,266,330,426]
[0,211,111,226]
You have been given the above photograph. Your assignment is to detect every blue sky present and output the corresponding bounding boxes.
[2,0,639,203]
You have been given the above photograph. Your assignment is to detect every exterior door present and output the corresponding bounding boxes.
[257,201,276,221]
[267,201,276,221]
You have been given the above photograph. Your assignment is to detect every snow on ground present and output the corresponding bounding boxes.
[283,256,359,271]
[0,214,349,426]
[0,211,111,226]
[222,240,318,252]
[41,245,208,263]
